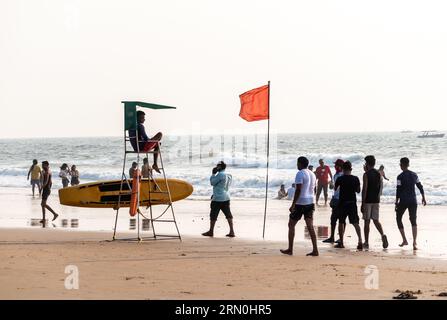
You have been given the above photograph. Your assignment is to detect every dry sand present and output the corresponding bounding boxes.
[1,227,446,300]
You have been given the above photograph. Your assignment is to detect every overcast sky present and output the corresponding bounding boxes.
[1,0,447,138]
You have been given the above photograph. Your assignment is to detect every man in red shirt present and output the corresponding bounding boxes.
[315,159,333,206]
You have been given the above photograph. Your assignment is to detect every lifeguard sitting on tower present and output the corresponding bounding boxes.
[129,110,162,173]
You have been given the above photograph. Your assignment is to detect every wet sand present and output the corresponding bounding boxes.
[0,187,446,299]
[1,187,446,258]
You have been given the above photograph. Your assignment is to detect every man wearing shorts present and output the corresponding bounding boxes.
[40,161,59,225]
[202,161,235,237]
[323,159,344,243]
[334,161,363,250]
[395,157,426,250]
[280,156,318,256]
[27,159,42,197]
[361,155,388,249]
[129,110,163,173]
[315,159,333,206]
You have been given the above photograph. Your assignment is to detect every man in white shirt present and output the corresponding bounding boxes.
[280,156,318,256]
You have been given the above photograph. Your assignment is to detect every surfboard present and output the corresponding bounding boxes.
[58,178,193,208]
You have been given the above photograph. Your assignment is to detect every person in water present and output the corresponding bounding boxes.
[59,163,70,188]
[378,165,389,181]
[395,157,426,250]
[276,184,287,199]
[27,159,42,196]
[129,110,162,173]
[280,156,319,256]
[70,165,80,186]
[41,161,59,224]
[202,161,235,238]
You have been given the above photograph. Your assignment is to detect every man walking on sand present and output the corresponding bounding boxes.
[280,156,318,256]
[40,161,59,224]
[315,159,333,206]
[395,157,426,250]
[334,161,363,250]
[361,155,388,249]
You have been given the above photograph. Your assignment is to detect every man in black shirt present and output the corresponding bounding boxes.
[361,155,388,249]
[334,161,363,250]
[395,157,426,250]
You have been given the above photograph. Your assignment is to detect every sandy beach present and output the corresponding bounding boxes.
[3,0,447,305]
[1,188,446,300]
[1,228,447,300]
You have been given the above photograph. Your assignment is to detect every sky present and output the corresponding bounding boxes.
[1,0,447,138]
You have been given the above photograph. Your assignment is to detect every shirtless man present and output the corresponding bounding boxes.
[40,161,59,224]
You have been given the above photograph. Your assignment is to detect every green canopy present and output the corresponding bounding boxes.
[122,101,176,130]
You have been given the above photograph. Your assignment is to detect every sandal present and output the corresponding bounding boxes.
[393,291,417,299]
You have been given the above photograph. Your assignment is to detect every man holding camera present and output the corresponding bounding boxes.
[202,161,235,237]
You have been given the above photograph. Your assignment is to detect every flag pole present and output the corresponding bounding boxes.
[262,81,270,239]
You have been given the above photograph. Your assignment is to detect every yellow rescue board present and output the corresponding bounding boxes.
[58,178,193,208]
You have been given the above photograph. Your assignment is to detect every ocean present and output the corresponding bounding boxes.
[1,132,446,205]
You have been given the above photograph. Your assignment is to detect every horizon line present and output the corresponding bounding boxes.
[0,129,445,140]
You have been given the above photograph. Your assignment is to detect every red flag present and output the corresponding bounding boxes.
[239,84,269,122]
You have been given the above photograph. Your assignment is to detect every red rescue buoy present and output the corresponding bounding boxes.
[129,168,140,216]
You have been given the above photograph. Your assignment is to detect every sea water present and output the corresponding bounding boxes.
[0,132,446,205]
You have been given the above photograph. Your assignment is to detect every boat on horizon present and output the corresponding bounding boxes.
[417,131,445,138]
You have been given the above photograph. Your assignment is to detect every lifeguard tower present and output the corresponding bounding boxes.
[112,101,181,241]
